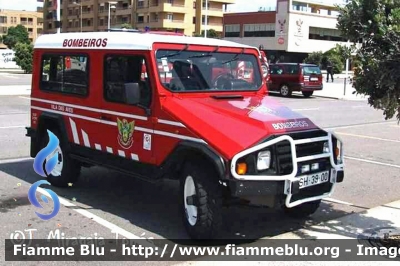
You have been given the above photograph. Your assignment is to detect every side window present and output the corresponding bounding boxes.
[40,54,89,96]
[270,65,283,75]
[103,55,151,107]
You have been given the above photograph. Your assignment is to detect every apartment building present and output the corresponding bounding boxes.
[223,0,351,63]
[43,0,235,36]
[0,9,44,49]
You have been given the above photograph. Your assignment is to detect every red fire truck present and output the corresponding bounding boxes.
[26,30,344,239]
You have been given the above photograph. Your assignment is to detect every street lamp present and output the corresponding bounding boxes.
[204,0,208,38]
[73,1,82,32]
[108,1,117,30]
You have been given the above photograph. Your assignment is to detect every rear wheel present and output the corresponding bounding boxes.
[38,128,81,187]
[280,84,292,97]
[282,200,321,218]
[302,91,313,98]
[180,162,223,239]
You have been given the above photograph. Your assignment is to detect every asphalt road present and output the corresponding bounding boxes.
[0,72,32,86]
[0,92,399,265]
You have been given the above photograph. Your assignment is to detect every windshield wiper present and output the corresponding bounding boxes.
[222,48,245,64]
[157,44,189,59]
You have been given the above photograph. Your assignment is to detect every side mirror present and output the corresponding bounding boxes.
[124,83,141,105]
[261,64,268,78]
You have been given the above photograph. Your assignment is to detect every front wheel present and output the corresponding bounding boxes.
[180,162,223,239]
[282,200,321,218]
[302,91,314,98]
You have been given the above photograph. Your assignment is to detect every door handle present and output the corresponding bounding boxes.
[101,115,112,121]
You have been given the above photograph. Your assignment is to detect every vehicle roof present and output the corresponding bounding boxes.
[33,31,256,50]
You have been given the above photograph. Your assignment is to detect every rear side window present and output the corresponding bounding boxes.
[302,66,321,75]
[40,54,89,96]
[285,65,299,74]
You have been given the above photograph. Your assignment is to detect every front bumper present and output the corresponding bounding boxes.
[229,131,344,208]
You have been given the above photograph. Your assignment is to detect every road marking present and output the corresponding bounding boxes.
[344,156,400,169]
[335,132,400,143]
[19,96,30,100]
[36,187,156,248]
[0,125,26,129]
[323,197,354,206]
[324,121,397,130]
[0,157,33,164]
[292,108,320,111]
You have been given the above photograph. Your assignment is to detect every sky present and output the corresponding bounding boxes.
[0,0,275,13]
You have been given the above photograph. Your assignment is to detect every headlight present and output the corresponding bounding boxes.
[257,150,271,170]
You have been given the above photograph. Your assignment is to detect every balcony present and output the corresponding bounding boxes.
[115,7,132,15]
[202,7,224,17]
[161,3,190,13]
[81,11,94,19]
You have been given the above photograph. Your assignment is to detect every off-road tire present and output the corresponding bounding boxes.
[180,162,223,240]
[38,128,81,187]
[280,84,292,97]
[302,91,313,98]
[282,200,321,218]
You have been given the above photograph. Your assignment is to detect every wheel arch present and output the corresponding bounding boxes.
[33,112,70,156]
[160,141,228,181]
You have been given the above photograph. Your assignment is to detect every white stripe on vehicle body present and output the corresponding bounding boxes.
[69,118,80,144]
[30,97,186,127]
[32,106,205,143]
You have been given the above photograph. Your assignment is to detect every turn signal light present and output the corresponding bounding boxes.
[335,147,340,158]
[237,163,247,175]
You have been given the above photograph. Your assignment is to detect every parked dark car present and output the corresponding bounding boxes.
[268,63,323,97]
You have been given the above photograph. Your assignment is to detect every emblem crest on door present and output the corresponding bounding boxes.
[117,118,134,149]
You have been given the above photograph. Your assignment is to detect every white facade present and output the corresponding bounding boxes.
[224,0,350,54]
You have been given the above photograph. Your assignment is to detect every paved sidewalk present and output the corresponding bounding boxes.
[175,200,400,265]
[293,82,368,101]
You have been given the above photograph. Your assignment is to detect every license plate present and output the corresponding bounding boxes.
[310,77,318,81]
[299,171,329,189]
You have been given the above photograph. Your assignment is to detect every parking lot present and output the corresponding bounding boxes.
[0,82,399,264]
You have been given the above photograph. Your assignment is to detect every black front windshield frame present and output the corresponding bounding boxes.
[154,49,263,93]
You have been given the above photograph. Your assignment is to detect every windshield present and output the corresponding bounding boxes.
[155,49,263,92]
[303,66,321,75]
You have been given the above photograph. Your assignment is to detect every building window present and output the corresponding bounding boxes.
[99,19,104,26]
[103,55,151,107]
[40,54,89,96]
[193,17,196,24]
[0,16,7,24]
[243,23,275,37]
[137,15,144,23]
[1,27,7,33]
[224,24,240,37]
[68,21,72,28]
[309,26,346,42]
[75,21,79,28]
[202,1,210,8]
[166,13,173,21]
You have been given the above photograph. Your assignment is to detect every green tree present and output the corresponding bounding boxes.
[14,43,33,73]
[193,29,220,38]
[337,0,400,121]
[2,25,30,49]
[304,51,324,66]
[120,23,132,29]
